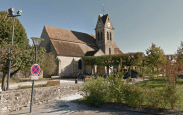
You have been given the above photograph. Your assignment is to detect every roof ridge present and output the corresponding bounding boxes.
[45,25,95,36]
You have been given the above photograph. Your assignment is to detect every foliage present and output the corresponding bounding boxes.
[123,84,144,107]
[146,43,167,77]
[136,78,182,109]
[42,52,57,76]
[81,76,108,107]
[83,52,145,75]
[106,72,125,104]
[0,11,29,48]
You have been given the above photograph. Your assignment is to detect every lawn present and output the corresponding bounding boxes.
[136,77,183,109]
[0,78,58,83]
[17,82,57,89]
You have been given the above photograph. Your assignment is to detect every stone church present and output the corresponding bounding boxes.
[40,14,122,77]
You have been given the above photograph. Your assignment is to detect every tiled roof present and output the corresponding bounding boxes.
[45,25,96,45]
[113,42,123,55]
[114,48,123,55]
[113,42,119,49]
[51,40,85,57]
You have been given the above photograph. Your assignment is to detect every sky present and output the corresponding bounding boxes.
[1,0,183,55]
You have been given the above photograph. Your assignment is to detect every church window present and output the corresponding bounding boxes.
[110,33,112,40]
[109,48,111,55]
[107,32,109,40]
[98,33,99,41]
[101,32,102,40]
[78,59,82,70]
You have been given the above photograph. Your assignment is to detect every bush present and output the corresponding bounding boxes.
[144,88,165,108]
[162,83,179,109]
[123,84,144,107]
[106,72,125,104]
[81,76,108,107]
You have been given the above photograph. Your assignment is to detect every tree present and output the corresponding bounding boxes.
[146,43,167,77]
[0,11,41,91]
[0,42,46,90]
[42,52,57,76]
[0,11,29,48]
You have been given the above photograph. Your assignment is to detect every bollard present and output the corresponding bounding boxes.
[75,79,78,84]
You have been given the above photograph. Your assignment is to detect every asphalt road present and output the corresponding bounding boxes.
[9,94,150,115]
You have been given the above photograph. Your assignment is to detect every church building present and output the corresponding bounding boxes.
[40,14,122,77]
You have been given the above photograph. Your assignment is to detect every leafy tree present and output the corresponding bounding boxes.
[0,11,29,48]
[146,43,167,77]
[0,42,46,90]
[42,52,57,76]
[0,11,47,91]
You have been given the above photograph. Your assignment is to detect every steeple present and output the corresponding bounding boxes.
[102,4,105,15]
[95,14,114,55]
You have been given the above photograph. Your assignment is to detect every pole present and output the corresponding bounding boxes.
[7,17,15,91]
[30,47,37,113]
[30,79,34,113]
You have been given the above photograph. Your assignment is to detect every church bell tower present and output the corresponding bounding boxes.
[95,14,114,55]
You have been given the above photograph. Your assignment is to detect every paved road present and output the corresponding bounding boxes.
[9,94,150,115]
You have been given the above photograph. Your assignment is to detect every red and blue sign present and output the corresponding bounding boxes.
[31,64,40,75]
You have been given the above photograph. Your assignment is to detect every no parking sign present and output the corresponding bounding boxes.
[31,64,40,75]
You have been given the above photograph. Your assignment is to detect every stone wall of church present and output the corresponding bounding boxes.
[40,27,51,53]
[57,56,83,77]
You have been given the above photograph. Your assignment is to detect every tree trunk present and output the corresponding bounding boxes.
[2,73,7,91]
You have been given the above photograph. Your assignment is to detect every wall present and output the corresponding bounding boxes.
[0,84,83,114]
[57,56,83,77]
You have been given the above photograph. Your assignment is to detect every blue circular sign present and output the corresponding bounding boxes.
[31,64,40,75]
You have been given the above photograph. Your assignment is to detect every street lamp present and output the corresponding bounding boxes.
[30,37,44,113]
[7,8,22,90]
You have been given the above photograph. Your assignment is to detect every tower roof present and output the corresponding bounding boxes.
[100,14,108,24]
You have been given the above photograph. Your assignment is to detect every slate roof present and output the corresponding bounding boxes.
[84,50,98,56]
[51,40,85,57]
[100,14,108,24]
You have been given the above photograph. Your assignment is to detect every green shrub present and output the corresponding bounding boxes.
[144,88,165,108]
[106,72,125,104]
[81,76,108,107]
[162,83,179,109]
[123,84,144,107]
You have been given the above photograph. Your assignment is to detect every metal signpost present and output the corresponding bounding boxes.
[30,64,40,113]
[30,37,44,113]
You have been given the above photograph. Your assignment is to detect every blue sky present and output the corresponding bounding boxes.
[1,0,183,55]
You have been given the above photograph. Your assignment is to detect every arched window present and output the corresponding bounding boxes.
[98,33,99,41]
[78,59,82,70]
[101,32,102,40]
[110,33,112,40]
[107,32,109,40]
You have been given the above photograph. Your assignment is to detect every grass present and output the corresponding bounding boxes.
[0,78,21,83]
[135,77,183,109]
[17,83,57,89]
[0,78,59,83]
